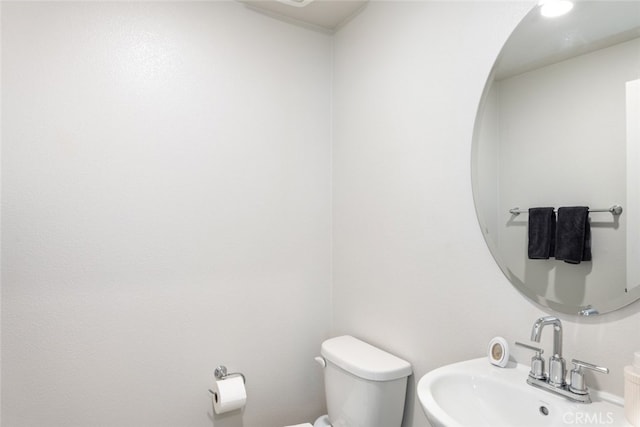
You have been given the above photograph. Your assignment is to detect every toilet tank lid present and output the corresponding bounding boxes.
[321,335,412,381]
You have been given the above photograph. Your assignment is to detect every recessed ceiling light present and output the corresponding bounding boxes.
[539,0,574,18]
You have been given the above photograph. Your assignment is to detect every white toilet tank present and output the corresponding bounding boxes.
[320,335,412,427]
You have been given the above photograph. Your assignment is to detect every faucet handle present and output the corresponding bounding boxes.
[516,342,546,380]
[516,341,543,354]
[569,359,609,395]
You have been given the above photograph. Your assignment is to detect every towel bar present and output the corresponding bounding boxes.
[509,205,623,216]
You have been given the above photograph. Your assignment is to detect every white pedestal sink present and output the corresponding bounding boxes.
[417,358,630,427]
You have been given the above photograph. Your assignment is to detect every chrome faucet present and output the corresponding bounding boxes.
[517,316,609,404]
[531,316,565,387]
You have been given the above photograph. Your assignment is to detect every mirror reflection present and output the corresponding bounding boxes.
[472,1,640,315]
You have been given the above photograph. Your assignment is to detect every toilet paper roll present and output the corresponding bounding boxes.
[211,376,247,414]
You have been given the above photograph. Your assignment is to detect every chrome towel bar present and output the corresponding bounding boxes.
[509,205,623,216]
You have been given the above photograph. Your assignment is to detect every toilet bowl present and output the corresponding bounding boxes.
[285,336,412,427]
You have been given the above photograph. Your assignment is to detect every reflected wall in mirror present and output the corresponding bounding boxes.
[472,1,640,315]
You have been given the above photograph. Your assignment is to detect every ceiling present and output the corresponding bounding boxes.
[240,1,639,73]
[240,0,368,33]
[495,1,640,80]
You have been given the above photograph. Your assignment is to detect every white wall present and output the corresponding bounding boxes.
[0,3,3,421]
[1,2,331,426]
[332,2,640,427]
[627,79,640,291]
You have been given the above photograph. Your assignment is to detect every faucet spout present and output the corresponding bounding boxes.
[531,316,563,357]
[531,316,565,387]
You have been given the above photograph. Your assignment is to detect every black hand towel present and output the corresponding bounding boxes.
[555,206,592,264]
[528,207,556,259]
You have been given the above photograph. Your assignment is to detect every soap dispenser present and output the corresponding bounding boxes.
[625,351,640,426]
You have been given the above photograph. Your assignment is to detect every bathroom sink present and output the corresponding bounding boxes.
[417,358,630,427]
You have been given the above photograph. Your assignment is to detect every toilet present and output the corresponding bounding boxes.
[286,335,412,427]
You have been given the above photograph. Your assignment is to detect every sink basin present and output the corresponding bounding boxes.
[417,358,630,427]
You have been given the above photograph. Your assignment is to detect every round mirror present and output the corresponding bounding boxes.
[472,1,640,315]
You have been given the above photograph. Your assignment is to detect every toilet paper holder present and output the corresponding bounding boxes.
[208,365,248,414]
[211,365,246,385]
